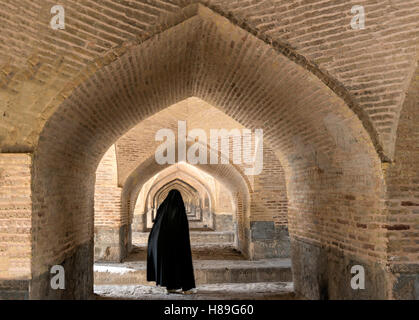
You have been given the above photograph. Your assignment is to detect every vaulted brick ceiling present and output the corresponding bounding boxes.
[115,97,252,186]
[33,4,386,176]
[1,2,418,159]
[25,1,415,284]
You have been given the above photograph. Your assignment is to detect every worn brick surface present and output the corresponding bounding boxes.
[0,154,31,280]
[0,1,417,299]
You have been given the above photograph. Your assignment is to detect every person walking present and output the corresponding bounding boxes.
[147,189,196,294]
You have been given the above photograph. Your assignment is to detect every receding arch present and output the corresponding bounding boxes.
[123,153,251,255]
[144,174,213,230]
[146,174,210,215]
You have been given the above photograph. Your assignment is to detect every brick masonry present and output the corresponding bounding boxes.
[0,154,31,280]
[385,64,419,299]
[0,1,417,299]
[0,154,32,299]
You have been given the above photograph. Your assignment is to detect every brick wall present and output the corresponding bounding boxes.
[0,1,416,299]
[0,154,32,280]
[386,64,419,263]
[94,145,123,227]
[251,146,288,226]
[385,64,419,299]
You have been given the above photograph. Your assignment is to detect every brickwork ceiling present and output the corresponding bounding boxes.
[1,1,418,160]
[2,1,418,300]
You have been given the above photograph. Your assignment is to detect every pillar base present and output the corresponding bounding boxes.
[390,264,419,300]
[0,280,30,300]
[94,225,131,262]
[30,240,94,300]
[291,237,389,300]
[250,222,291,259]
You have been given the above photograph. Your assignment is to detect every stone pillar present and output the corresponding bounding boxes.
[94,145,129,262]
[290,237,390,300]
[249,221,290,259]
[94,225,130,262]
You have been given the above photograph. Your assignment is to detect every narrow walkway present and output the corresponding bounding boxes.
[94,233,295,299]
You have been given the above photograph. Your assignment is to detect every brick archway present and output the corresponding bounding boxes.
[147,177,212,230]
[122,149,252,257]
[30,6,387,299]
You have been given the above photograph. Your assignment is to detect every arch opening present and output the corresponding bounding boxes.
[31,11,386,300]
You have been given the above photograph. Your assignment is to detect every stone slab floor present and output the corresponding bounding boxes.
[94,241,298,300]
[94,282,298,300]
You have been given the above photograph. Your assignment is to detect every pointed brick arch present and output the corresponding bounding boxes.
[146,175,212,230]
[28,4,385,161]
[123,150,251,255]
[145,173,211,217]
[30,4,388,299]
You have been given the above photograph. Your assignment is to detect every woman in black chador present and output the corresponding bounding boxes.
[147,189,196,294]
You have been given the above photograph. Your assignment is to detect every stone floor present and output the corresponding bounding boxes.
[126,243,244,261]
[94,235,296,300]
[132,231,236,246]
[94,282,298,300]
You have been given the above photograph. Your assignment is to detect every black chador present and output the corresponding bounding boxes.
[147,189,195,292]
